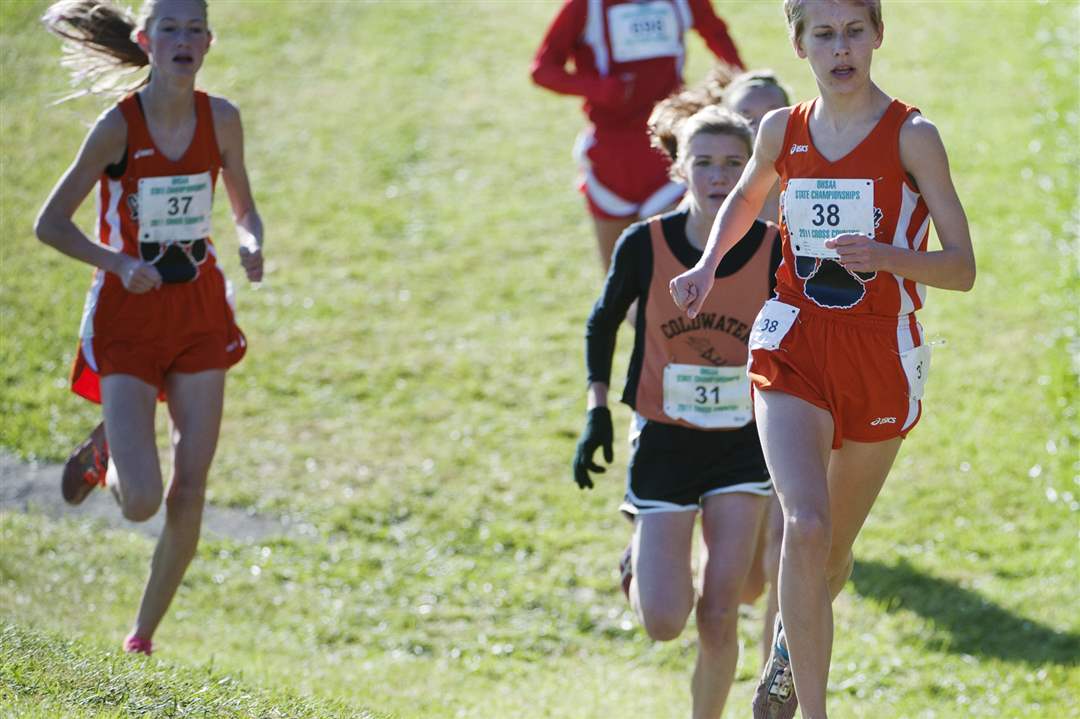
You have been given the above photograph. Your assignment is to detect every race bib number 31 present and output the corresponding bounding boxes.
[607,2,680,63]
[663,364,752,429]
[784,178,874,259]
[138,172,213,244]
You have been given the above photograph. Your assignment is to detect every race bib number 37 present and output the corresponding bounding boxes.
[784,178,874,259]
[663,364,753,429]
[607,2,680,63]
[138,172,213,244]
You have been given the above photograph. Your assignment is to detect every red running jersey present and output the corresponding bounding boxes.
[774,99,931,317]
[531,0,743,130]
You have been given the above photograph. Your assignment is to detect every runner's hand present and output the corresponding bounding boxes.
[826,233,892,274]
[239,243,264,282]
[669,264,715,319]
[572,407,614,490]
[118,256,162,294]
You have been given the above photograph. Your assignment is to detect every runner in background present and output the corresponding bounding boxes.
[35,0,264,656]
[722,68,793,669]
[531,0,743,270]
[573,104,781,718]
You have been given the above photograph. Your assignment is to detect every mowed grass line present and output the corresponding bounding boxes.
[2,1,1078,717]
[0,622,384,719]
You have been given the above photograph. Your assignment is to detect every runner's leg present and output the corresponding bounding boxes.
[100,374,162,521]
[129,369,225,641]
[631,510,698,640]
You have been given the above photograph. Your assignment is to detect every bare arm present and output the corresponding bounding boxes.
[830,115,975,291]
[211,96,264,282]
[894,115,975,290]
[34,108,160,292]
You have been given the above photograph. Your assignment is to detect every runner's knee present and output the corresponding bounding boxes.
[695,598,739,650]
[784,510,831,559]
[640,603,691,642]
[826,549,854,585]
[121,485,162,522]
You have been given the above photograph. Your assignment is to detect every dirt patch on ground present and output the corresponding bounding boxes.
[0,453,313,543]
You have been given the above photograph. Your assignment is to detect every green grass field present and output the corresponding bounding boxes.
[2,0,1078,717]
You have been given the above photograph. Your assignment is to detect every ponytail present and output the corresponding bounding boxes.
[649,61,741,164]
[42,0,152,99]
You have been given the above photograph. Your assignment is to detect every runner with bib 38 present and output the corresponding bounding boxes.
[668,2,975,718]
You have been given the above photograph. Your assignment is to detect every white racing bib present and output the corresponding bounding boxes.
[662,363,752,429]
[138,172,213,244]
[899,343,931,401]
[607,1,680,63]
[784,178,874,259]
[748,300,799,351]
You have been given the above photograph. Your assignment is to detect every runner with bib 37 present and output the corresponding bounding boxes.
[35,0,264,656]
[668,2,975,718]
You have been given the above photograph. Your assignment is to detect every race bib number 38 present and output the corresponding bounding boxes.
[607,2,680,63]
[784,178,874,259]
[663,363,753,429]
[138,172,213,244]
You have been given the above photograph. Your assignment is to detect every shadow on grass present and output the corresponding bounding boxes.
[850,558,1080,666]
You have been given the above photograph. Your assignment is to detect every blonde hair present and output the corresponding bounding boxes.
[651,105,753,181]
[42,0,208,98]
[723,70,791,109]
[783,0,882,41]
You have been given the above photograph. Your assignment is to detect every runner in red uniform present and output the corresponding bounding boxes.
[669,2,975,717]
[531,0,743,269]
[35,0,264,656]
[573,105,781,718]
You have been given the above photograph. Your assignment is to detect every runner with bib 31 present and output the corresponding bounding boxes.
[574,105,781,719]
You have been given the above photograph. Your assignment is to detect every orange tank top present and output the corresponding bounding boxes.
[774,99,930,316]
[96,91,222,262]
[636,217,777,429]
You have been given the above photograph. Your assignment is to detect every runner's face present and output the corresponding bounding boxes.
[727,84,788,137]
[140,0,211,78]
[793,1,881,94]
[684,133,749,218]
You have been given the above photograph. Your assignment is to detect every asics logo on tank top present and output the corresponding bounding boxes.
[790,144,809,155]
[133,148,155,159]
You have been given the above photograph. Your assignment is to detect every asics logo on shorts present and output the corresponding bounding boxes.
[870,416,897,426]
[789,144,809,155]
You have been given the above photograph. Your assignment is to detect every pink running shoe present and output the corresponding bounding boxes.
[61,422,109,505]
[618,542,633,600]
[123,634,153,656]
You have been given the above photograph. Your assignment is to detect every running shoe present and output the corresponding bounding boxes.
[123,634,153,656]
[618,542,633,600]
[61,422,108,505]
[752,615,798,719]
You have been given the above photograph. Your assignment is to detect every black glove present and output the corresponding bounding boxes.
[572,407,614,490]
